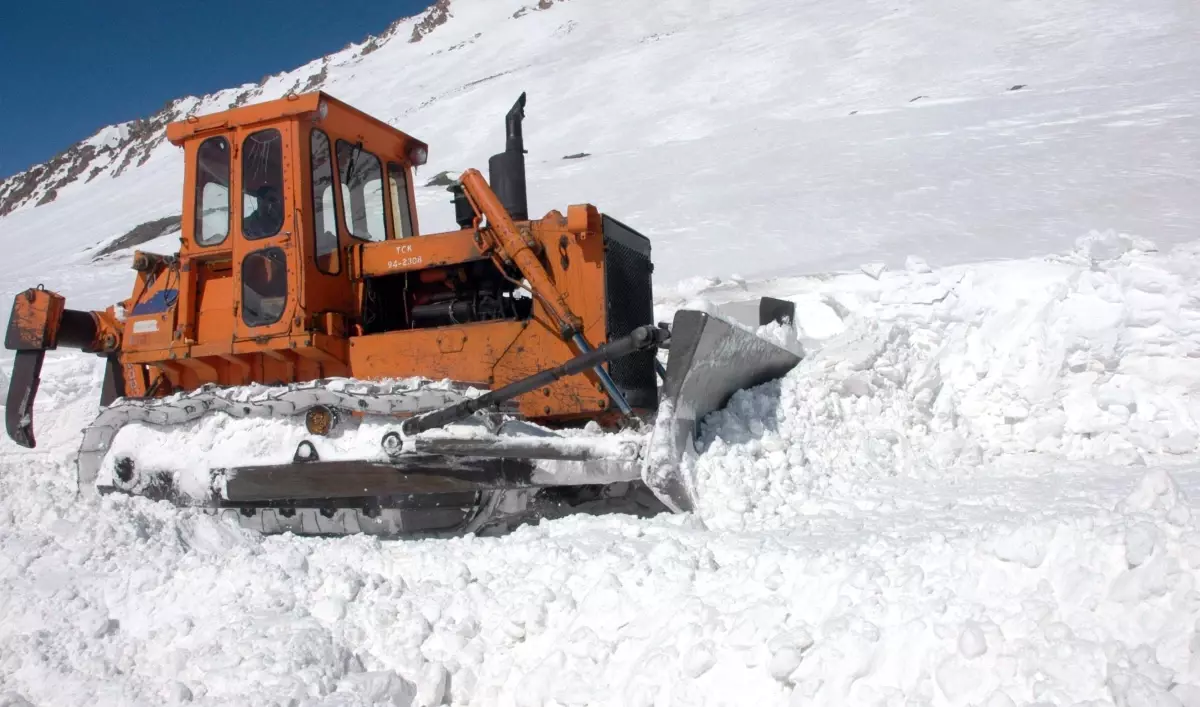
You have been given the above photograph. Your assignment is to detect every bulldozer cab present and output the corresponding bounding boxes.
[165,92,427,345]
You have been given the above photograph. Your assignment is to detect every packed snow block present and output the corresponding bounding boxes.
[333,671,417,706]
[643,309,801,513]
[1118,468,1191,526]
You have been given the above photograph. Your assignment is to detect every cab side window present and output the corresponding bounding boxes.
[195,137,230,246]
[336,140,386,242]
[387,162,414,239]
[242,129,285,240]
[310,129,339,273]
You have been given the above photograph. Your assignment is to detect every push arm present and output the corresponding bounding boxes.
[456,169,634,415]
[457,168,584,338]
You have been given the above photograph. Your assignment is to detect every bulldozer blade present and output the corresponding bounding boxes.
[643,309,801,513]
[6,349,45,448]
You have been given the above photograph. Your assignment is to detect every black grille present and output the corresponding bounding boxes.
[602,215,657,410]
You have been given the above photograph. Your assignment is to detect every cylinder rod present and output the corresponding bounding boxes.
[571,333,633,416]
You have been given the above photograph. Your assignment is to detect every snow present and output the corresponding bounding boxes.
[12,239,1200,705]
[2,0,1200,704]
[688,233,1200,532]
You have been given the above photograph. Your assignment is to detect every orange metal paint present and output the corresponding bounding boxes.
[6,289,66,351]
[566,204,601,236]
[353,229,486,279]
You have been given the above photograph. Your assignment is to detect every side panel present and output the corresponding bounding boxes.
[194,273,236,343]
[506,214,611,418]
[122,271,178,354]
[347,319,611,420]
[349,321,526,386]
[355,229,486,277]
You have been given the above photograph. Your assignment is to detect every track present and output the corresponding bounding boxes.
[78,377,661,538]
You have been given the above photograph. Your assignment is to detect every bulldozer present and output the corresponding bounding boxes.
[3,91,800,537]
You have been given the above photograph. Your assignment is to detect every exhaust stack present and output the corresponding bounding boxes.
[487,92,529,222]
[450,92,529,229]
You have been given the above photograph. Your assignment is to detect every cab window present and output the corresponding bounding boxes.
[242,248,287,326]
[242,129,285,240]
[336,139,386,241]
[310,129,339,273]
[195,136,230,246]
[387,162,414,239]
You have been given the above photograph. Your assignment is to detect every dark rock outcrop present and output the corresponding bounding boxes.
[411,0,452,43]
[0,98,188,216]
[514,0,568,19]
[92,214,183,260]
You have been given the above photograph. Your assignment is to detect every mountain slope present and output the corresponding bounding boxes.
[0,0,1196,303]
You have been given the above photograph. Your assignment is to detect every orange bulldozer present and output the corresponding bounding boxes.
[4,92,800,537]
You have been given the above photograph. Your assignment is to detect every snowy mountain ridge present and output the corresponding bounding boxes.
[0,0,450,216]
[2,0,1196,299]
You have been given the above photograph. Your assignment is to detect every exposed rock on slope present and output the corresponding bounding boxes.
[410,0,453,42]
[91,215,183,260]
[0,1,446,218]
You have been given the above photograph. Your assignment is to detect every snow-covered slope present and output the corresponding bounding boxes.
[3,0,1200,704]
[2,0,1198,303]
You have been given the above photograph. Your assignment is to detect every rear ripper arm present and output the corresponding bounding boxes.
[4,287,123,447]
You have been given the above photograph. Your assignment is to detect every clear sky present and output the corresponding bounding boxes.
[0,0,431,179]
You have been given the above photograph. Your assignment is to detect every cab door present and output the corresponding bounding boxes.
[232,121,299,342]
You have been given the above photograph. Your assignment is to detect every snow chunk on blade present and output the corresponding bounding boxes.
[643,309,801,513]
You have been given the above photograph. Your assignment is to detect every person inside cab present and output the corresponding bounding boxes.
[243,184,284,239]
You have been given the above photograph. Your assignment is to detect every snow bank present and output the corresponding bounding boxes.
[3,239,1200,706]
[692,233,1200,529]
[6,457,1200,706]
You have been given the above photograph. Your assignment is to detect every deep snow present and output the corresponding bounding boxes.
[3,0,1200,704]
[7,236,1200,706]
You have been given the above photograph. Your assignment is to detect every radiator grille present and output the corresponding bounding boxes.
[602,215,657,410]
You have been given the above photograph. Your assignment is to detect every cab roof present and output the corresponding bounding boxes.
[165,91,428,155]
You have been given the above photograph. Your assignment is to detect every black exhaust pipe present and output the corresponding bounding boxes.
[487,92,528,222]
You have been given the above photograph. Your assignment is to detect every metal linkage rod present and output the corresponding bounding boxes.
[399,324,668,436]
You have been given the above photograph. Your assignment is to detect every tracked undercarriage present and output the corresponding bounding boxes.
[86,377,657,537]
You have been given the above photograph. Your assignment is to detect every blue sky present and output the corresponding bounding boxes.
[0,1,431,178]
